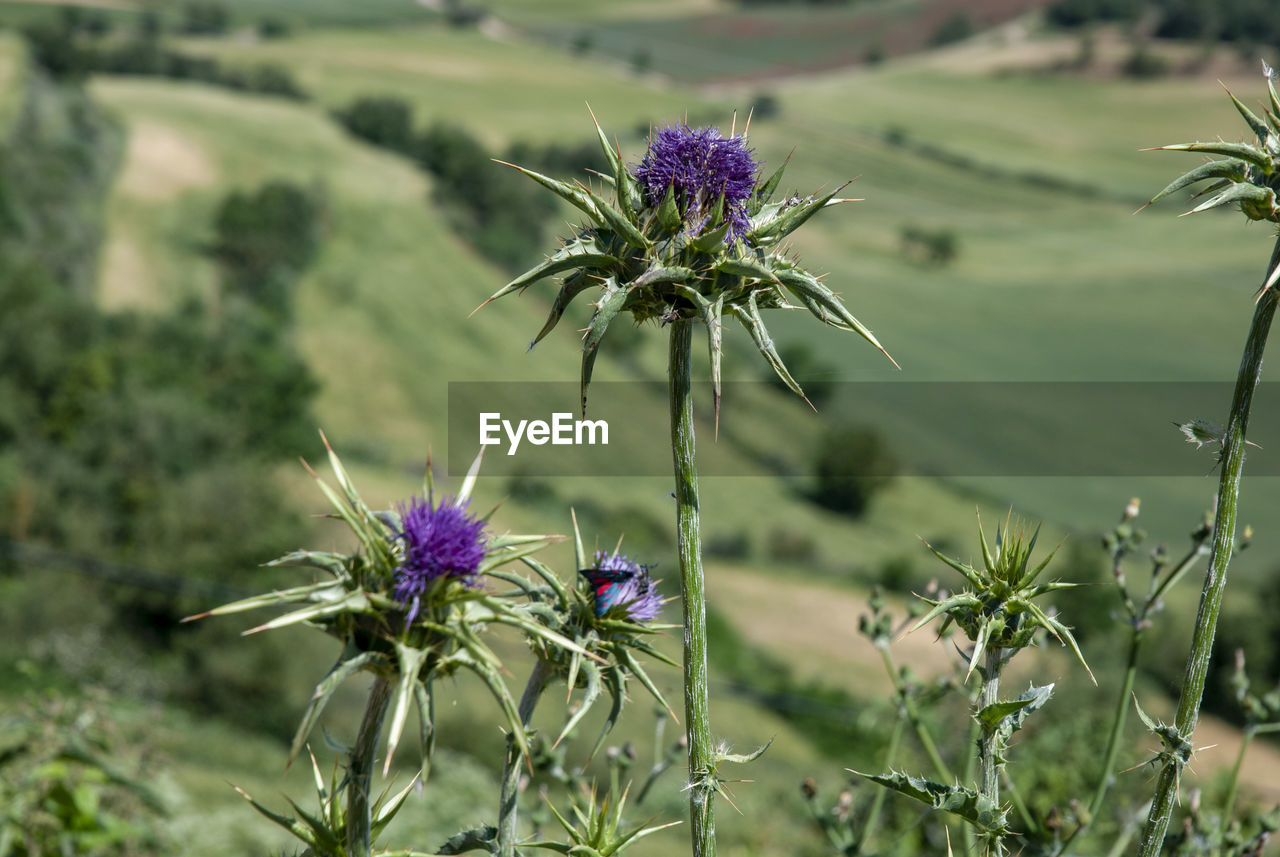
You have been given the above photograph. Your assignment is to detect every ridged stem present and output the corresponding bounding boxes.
[669,319,715,857]
[1136,236,1280,857]
[497,658,551,857]
[347,676,392,857]
[978,649,1004,857]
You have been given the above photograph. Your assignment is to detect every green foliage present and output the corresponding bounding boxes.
[258,16,294,39]
[213,180,329,317]
[417,120,558,270]
[0,690,164,855]
[0,69,121,296]
[737,0,853,6]
[180,2,232,35]
[333,98,581,270]
[899,224,959,267]
[1048,0,1280,45]
[0,63,320,740]
[21,16,307,100]
[809,424,898,518]
[930,12,974,46]
[707,607,892,759]
[334,95,415,153]
[1122,44,1170,79]
[1047,0,1140,27]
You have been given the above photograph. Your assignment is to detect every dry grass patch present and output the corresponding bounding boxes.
[118,120,217,202]
[98,232,156,310]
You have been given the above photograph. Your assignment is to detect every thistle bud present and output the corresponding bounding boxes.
[801,777,818,800]
[1144,64,1280,293]
[1124,497,1141,521]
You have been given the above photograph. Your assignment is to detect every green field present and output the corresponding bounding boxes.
[6,5,1280,855]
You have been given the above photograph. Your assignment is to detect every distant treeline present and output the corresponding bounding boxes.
[23,7,306,99]
[333,94,605,270]
[0,59,325,737]
[736,0,853,5]
[1048,0,1280,45]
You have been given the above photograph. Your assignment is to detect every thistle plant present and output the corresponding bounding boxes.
[482,111,894,857]
[805,588,960,857]
[1135,63,1280,857]
[855,515,1090,857]
[1049,499,1210,855]
[486,516,676,857]
[184,438,588,857]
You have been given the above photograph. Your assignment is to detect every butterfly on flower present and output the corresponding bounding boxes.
[580,550,663,622]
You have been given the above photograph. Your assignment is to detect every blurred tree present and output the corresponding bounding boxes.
[810,423,898,517]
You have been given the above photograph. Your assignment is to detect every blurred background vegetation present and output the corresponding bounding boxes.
[3,0,1280,853]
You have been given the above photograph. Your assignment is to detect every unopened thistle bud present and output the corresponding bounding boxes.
[1144,62,1280,293]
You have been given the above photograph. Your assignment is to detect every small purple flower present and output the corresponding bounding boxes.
[633,124,760,241]
[393,495,487,624]
[583,550,663,622]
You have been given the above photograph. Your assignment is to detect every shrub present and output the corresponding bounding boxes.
[180,1,231,35]
[810,423,898,517]
[706,529,752,560]
[212,181,328,317]
[1121,44,1170,78]
[930,12,974,46]
[334,95,416,153]
[900,223,960,267]
[570,29,595,55]
[415,121,557,270]
[765,526,819,563]
[258,16,292,39]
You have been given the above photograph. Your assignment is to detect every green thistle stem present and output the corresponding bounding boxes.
[347,675,392,857]
[669,319,716,857]
[1136,236,1280,857]
[978,651,1001,805]
[978,649,1004,857]
[497,658,551,857]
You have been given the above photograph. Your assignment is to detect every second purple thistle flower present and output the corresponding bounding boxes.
[634,123,760,241]
[581,550,663,622]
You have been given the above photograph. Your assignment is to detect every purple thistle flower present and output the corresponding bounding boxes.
[633,124,760,241]
[392,495,487,624]
[583,550,663,623]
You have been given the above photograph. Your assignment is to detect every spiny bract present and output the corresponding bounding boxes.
[479,111,897,421]
[1144,62,1280,291]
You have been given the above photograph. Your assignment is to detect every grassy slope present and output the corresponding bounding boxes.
[73,14,1280,853]
[169,21,1280,570]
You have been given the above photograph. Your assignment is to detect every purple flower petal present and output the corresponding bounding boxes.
[393,496,487,623]
[633,124,760,241]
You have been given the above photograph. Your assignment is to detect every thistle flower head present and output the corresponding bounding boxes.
[584,549,663,622]
[183,438,571,779]
[1145,62,1280,289]
[914,512,1094,683]
[481,110,896,423]
[393,495,487,623]
[634,123,759,240]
